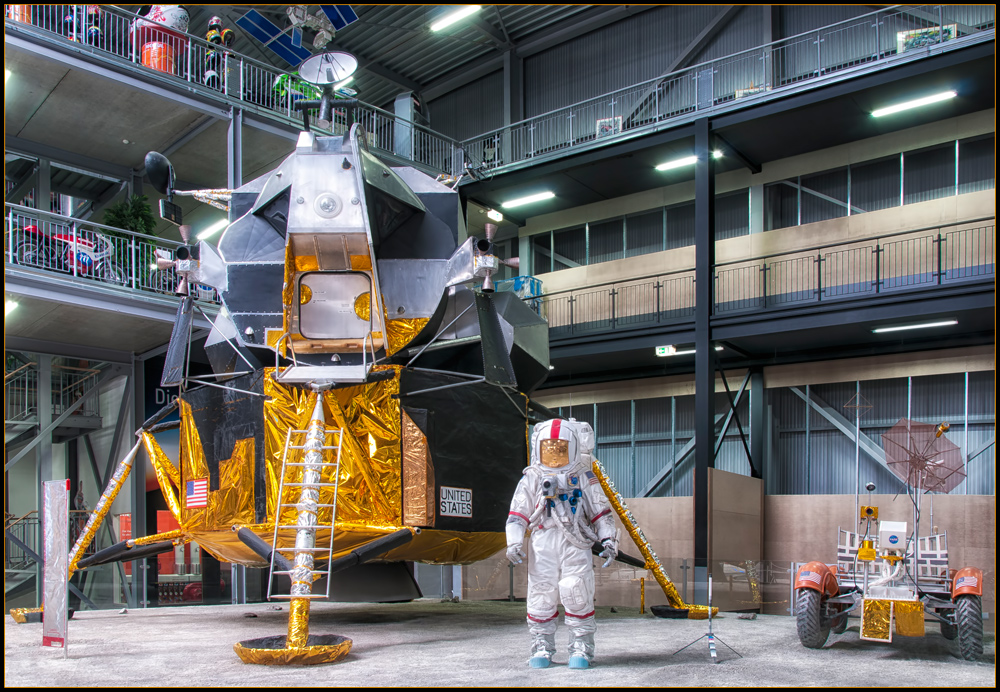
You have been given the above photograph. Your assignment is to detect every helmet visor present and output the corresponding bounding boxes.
[540,439,570,468]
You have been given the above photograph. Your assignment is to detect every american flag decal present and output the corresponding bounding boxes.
[799,570,822,585]
[956,576,978,589]
[586,471,599,485]
[186,478,209,508]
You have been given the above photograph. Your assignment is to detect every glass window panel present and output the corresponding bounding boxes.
[715,188,749,240]
[800,168,848,224]
[553,225,586,270]
[958,134,995,195]
[589,218,624,264]
[764,182,798,230]
[904,143,955,205]
[851,156,901,214]
[531,232,552,275]
[666,201,695,249]
[625,209,663,258]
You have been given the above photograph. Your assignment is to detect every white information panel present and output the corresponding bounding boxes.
[41,479,70,652]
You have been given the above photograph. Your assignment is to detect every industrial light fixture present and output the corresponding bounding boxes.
[486,209,503,222]
[431,5,481,31]
[196,218,229,240]
[655,344,723,357]
[5,70,10,83]
[501,191,555,209]
[655,155,698,171]
[5,299,18,316]
[872,320,958,333]
[334,76,353,89]
[871,90,957,117]
[654,150,725,171]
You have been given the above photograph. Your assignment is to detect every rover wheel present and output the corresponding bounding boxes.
[98,262,128,286]
[956,594,983,661]
[795,588,830,649]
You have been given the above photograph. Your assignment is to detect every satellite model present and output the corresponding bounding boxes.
[52,52,553,664]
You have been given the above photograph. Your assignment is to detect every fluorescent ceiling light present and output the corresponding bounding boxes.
[871,90,956,117]
[5,299,18,316]
[655,155,698,171]
[5,70,10,83]
[655,345,723,357]
[431,5,481,31]
[196,219,229,240]
[486,209,503,222]
[334,76,353,88]
[501,191,555,209]
[872,320,957,333]
[713,149,723,159]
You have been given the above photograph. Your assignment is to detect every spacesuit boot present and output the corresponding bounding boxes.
[528,629,556,668]
[566,615,596,668]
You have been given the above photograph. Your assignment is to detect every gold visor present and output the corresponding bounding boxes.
[540,439,570,468]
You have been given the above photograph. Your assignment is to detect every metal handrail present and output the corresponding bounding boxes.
[461,4,994,170]
[5,202,222,304]
[533,218,994,334]
[4,4,480,177]
[537,216,996,299]
[4,361,37,383]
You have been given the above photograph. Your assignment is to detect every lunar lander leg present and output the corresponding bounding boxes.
[234,388,352,665]
[592,460,717,619]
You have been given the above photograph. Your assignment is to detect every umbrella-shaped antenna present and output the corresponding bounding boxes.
[882,418,965,493]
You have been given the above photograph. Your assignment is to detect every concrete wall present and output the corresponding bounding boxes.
[463,492,996,624]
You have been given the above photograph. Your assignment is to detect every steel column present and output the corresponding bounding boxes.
[130,355,146,608]
[229,107,243,190]
[693,117,715,581]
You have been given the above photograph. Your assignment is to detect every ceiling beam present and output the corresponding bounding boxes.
[470,17,513,51]
[6,135,133,181]
[5,163,39,204]
[423,5,659,102]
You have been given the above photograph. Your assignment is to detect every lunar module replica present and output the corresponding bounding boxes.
[54,52,554,664]
[794,420,984,661]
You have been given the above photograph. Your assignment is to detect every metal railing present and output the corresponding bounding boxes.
[535,219,994,337]
[462,4,995,171]
[4,5,479,178]
[4,510,103,572]
[5,203,221,303]
[5,361,38,425]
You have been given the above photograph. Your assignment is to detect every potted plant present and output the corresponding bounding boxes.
[102,194,157,236]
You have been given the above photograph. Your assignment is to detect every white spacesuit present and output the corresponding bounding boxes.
[505,418,619,669]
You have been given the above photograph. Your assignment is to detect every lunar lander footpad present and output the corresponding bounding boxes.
[234,633,353,665]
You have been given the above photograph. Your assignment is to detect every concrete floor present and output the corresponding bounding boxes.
[4,599,995,687]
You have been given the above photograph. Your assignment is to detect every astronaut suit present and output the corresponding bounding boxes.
[505,418,619,669]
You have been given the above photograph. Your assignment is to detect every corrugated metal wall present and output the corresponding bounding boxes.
[426,70,505,141]
[524,5,729,117]
[544,370,994,499]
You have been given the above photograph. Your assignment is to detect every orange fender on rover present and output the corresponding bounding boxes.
[794,561,839,598]
[952,567,984,598]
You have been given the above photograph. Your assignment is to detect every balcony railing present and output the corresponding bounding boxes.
[461,4,995,172]
[536,219,994,338]
[5,202,222,304]
[4,4,478,178]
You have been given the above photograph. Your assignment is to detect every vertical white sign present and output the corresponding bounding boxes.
[42,479,70,652]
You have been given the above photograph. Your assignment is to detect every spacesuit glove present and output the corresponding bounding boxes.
[506,543,525,565]
[599,538,618,568]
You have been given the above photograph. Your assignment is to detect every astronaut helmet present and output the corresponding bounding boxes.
[530,418,579,470]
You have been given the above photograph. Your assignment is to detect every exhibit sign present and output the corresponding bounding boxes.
[41,479,70,652]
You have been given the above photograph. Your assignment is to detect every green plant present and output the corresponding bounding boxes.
[102,194,157,236]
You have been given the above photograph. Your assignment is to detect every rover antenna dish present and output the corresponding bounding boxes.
[298,51,358,85]
[882,419,965,493]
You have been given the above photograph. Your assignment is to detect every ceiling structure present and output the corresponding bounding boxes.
[3,7,995,378]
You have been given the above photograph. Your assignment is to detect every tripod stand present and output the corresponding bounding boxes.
[671,575,743,663]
